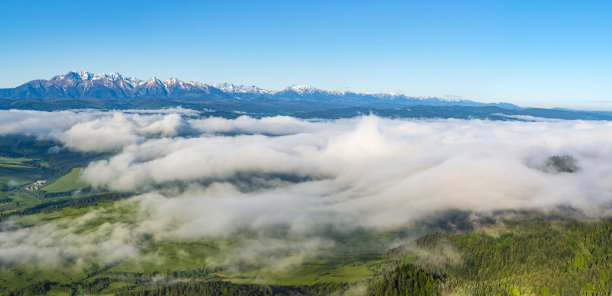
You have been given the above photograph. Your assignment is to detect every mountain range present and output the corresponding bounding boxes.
[0,71,517,108]
[2,71,612,121]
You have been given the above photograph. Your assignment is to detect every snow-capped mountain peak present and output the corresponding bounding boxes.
[284,85,320,94]
[213,83,269,94]
[166,77,181,84]
[145,77,163,85]
[164,77,195,90]
[51,71,93,81]
[92,72,125,81]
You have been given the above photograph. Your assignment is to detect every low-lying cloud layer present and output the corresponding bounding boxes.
[0,109,611,266]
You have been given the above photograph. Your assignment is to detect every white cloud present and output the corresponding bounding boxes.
[1,110,611,266]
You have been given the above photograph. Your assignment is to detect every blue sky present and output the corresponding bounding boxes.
[1,0,611,109]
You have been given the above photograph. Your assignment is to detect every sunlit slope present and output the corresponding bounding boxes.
[41,168,90,193]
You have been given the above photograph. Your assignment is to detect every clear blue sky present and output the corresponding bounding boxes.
[1,0,611,109]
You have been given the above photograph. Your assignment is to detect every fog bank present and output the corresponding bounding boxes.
[1,109,611,266]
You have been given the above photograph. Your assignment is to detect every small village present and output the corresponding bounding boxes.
[24,180,47,191]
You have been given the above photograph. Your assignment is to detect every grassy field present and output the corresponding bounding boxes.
[0,164,94,216]
[0,199,389,295]
[0,156,49,214]
[0,136,108,216]
[1,198,610,295]
[0,156,35,168]
[248,254,382,285]
[41,168,90,193]
[0,156,50,188]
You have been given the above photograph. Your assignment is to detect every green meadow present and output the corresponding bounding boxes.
[2,196,610,295]
[41,168,90,193]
